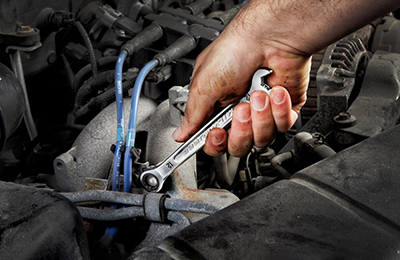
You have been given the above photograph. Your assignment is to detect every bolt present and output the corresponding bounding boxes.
[17,25,35,35]
[332,77,345,89]
[312,132,325,145]
[118,29,126,36]
[336,112,351,121]
[333,111,356,128]
[47,51,57,64]
[147,176,158,187]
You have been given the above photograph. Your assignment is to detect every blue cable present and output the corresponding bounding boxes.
[123,59,159,192]
[104,226,118,240]
[104,58,158,241]
[104,50,127,239]
[112,50,127,191]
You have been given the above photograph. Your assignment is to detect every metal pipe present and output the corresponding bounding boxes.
[10,50,37,140]
[213,154,233,188]
[227,155,240,181]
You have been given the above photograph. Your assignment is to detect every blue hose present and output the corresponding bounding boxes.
[124,59,159,192]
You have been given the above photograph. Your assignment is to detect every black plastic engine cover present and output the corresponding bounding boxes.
[0,62,24,151]
[134,124,400,260]
[0,182,90,260]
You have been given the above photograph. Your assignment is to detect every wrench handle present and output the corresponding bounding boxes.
[140,68,272,192]
[140,104,236,192]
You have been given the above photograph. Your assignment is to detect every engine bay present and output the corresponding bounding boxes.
[1,0,400,259]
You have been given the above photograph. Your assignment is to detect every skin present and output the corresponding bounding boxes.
[173,0,400,157]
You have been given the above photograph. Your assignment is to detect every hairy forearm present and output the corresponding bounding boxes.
[230,0,400,55]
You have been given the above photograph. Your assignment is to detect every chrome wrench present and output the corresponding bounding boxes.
[140,68,272,192]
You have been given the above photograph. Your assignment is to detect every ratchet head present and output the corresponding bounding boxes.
[140,169,165,192]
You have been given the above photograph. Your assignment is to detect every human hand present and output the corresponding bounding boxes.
[170,0,400,159]
[172,3,312,157]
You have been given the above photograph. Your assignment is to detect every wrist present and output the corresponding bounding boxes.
[226,0,318,56]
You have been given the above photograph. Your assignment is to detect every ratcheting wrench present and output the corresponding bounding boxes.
[140,68,272,192]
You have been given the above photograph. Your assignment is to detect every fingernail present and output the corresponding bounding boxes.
[236,106,251,122]
[172,126,181,140]
[251,92,268,111]
[272,90,285,105]
[211,132,225,146]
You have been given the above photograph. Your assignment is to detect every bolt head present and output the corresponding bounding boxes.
[17,25,35,35]
[147,176,158,187]
[334,111,356,128]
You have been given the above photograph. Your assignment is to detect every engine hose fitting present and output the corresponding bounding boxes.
[36,8,74,33]
[121,23,163,56]
[154,35,197,67]
[294,132,336,166]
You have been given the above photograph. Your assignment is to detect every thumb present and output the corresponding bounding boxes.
[172,90,216,142]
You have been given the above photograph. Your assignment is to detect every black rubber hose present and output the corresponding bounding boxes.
[62,190,219,215]
[166,211,190,226]
[60,53,75,91]
[270,151,293,179]
[164,198,219,214]
[74,20,98,76]
[121,23,163,56]
[74,70,115,114]
[77,206,190,225]
[74,77,136,121]
[73,56,119,95]
[77,206,145,221]
[61,190,145,206]
[309,144,336,163]
[154,35,197,66]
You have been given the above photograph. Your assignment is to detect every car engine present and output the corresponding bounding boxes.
[1,0,400,259]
